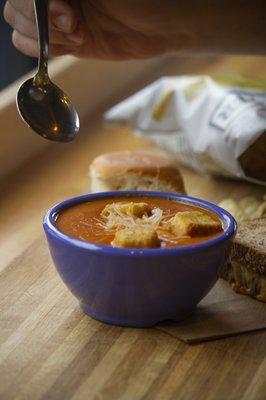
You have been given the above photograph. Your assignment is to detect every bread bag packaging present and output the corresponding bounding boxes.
[105,75,266,185]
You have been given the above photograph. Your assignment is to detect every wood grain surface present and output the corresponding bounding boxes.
[1,56,266,400]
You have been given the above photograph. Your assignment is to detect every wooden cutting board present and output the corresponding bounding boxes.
[0,234,266,400]
[1,56,266,400]
[1,127,266,400]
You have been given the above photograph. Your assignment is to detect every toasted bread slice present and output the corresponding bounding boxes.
[220,218,266,302]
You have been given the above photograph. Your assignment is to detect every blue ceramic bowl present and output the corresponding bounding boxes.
[43,191,236,328]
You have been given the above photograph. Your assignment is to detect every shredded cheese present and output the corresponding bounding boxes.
[98,202,164,232]
[96,202,198,246]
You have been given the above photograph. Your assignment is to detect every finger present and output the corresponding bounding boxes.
[5,0,35,21]
[7,0,77,33]
[5,2,84,45]
[12,30,78,57]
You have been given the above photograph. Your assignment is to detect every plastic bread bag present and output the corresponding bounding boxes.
[104,75,266,185]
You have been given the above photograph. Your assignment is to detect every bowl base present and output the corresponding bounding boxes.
[80,303,195,328]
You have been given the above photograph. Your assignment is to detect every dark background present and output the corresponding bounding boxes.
[0,1,37,91]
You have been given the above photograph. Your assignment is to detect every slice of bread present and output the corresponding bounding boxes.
[220,218,266,302]
[89,150,186,194]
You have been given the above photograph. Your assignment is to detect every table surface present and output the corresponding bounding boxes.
[0,56,266,400]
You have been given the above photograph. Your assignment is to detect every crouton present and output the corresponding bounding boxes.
[101,202,151,219]
[112,227,160,248]
[170,211,222,237]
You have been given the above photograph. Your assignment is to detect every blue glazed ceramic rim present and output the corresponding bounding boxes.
[43,191,237,256]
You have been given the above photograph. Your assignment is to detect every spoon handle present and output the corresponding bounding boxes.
[34,0,49,78]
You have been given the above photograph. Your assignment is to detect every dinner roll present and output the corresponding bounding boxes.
[89,150,186,194]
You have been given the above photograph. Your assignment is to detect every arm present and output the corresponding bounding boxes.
[4,0,266,60]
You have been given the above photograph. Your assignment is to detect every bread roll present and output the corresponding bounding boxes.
[89,150,186,194]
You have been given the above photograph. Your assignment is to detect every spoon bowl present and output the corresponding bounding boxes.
[17,77,79,142]
[17,0,79,142]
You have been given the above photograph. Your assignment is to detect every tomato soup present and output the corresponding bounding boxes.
[56,196,223,248]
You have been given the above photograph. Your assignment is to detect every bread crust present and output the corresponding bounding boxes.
[231,218,266,275]
[220,218,266,302]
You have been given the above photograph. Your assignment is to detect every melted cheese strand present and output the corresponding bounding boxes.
[99,204,163,232]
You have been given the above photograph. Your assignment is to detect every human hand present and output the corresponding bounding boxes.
[5,1,265,60]
[4,0,195,60]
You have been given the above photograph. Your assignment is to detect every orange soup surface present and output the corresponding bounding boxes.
[56,196,223,248]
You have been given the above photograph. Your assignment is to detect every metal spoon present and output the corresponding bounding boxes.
[17,0,79,142]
